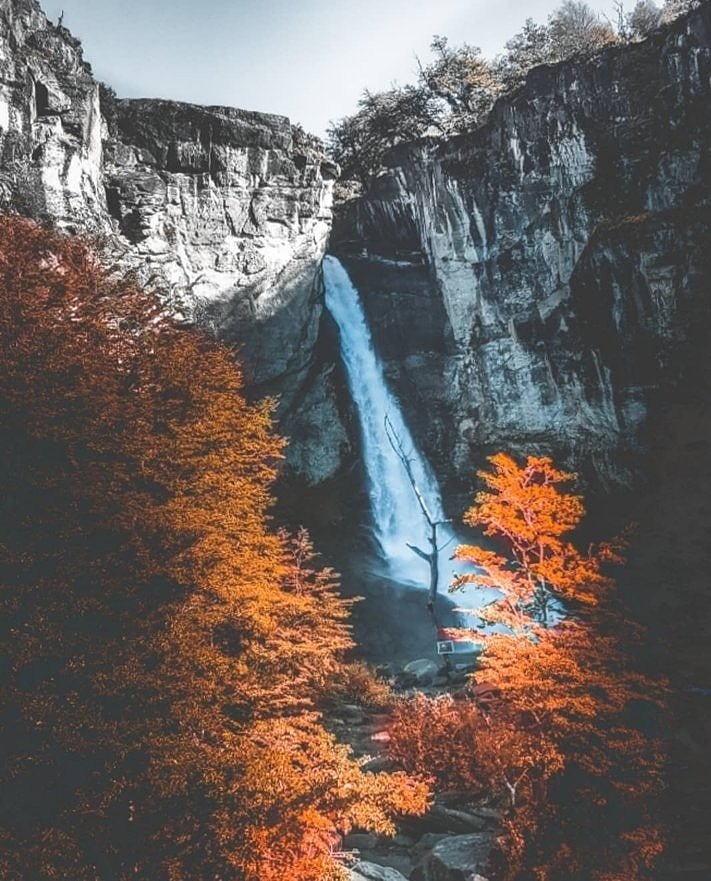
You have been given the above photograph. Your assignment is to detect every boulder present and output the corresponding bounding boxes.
[413,832,449,854]
[468,806,503,825]
[424,804,489,833]
[343,833,379,851]
[402,659,439,685]
[348,861,409,881]
[402,802,491,836]
[423,833,492,881]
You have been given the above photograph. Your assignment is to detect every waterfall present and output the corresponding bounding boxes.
[323,255,455,587]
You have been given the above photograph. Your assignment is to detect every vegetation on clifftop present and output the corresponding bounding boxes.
[328,0,699,185]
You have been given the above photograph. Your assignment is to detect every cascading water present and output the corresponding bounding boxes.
[323,255,457,587]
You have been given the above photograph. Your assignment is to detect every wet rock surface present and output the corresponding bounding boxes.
[402,658,440,685]
[349,862,410,881]
[422,834,492,881]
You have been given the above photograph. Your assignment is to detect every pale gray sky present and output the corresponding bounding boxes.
[43,0,619,135]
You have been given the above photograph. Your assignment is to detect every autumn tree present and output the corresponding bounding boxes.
[417,36,503,134]
[388,691,563,810]
[327,38,503,184]
[458,455,666,880]
[497,19,555,91]
[234,719,427,881]
[627,0,663,36]
[451,453,618,629]
[275,527,356,698]
[0,217,427,881]
[549,0,618,57]
[387,453,667,881]
[661,0,699,22]
[328,5,630,185]
[326,85,437,185]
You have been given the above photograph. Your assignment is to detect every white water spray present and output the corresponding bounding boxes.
[323,255,456,586]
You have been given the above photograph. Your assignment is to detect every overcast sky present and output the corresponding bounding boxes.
[43,0,619,136]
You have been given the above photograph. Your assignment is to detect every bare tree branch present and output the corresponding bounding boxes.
[384,414,447,608]
[406,543,431,563]
[384,414,435,525]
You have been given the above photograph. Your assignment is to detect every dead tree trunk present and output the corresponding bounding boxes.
[406,521,439,607]
[384,416,450,615]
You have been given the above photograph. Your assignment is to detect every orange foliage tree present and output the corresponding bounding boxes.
[388,453,667,881]
[0,217,427,881]
[452,452,623,627]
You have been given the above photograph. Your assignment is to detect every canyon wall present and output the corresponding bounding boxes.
[0,0,348,483]
[2,0,711,498]
[333,3,711,498]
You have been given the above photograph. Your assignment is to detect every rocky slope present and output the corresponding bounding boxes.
[0,0,346,482]
[333,3,711,498]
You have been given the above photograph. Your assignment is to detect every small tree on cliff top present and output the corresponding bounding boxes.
[549,0,617,57]
[417,36,503,134]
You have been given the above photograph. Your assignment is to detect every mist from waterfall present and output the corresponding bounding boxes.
[323,255,455,587]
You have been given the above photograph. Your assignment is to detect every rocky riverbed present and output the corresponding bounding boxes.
[327,661,499,881]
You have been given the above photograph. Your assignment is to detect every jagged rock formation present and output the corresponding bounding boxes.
[0,0,346,482]
[0,0,105,226]
[333,4,711,495]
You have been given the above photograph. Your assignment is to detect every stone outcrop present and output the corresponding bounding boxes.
[422,834,492,881]
[349,862,409,881]
[0,0,345,482]
[0,0,105,227]
[333,4,711,495]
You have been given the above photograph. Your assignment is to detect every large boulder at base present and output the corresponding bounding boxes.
[423,804,489,833]
[349,861,409,881]
[342,832,379,851]
[423,833,492,881]
[403,659,440,685]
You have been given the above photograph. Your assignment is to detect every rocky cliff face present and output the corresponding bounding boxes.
[4,0,711,497]
[0,0,347,483]
[0,0,105,227]
[333,4,711,497]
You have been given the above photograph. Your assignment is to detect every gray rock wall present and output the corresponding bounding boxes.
[0,0,345,483]
[4,0,711,496]
[333,4,711,496]
[0,0,106,228]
